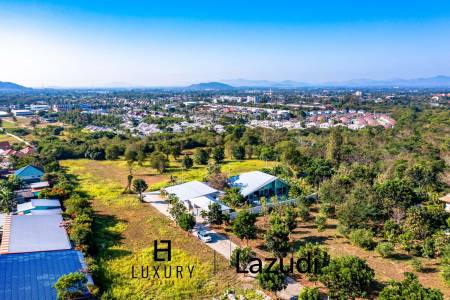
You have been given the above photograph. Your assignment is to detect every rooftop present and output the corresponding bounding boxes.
[164,181,218,201]
[229,171,278,197]
[0,214,71,254]
[0,250,88,300]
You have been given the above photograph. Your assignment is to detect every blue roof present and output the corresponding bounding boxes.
[14,165,44,178]
[0,250,85,300]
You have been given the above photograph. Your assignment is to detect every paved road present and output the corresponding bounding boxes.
[143,191,301,299]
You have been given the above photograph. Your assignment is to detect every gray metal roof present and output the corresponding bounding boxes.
[16,199,61,213]
[5,215,71,254]
[164,181,218,201]
[229,171,278,197]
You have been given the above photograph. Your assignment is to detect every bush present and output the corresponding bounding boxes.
[298,287,320,300]
[319,256,374,299]
[421,237,436,258]
[177,212,196,232]
[54,272,88,300]
[441,265,450,287]
[379,272,443,300]
[319,202,335,217]
[410,258,425,272]
[297,204,310,221]
[314,214,327,232]
[256,263,287,292]
[230,247,256,271]
[295,242,330,280]
[376,242,395,258]
[349,229,375,250]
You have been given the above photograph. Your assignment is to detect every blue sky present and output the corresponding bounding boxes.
[1,0,449,87]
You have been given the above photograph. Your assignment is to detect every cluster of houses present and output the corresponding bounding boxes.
[0,141,35,169]
[305,111,397,130]
[0,165,92,299]
[159,171,290,217]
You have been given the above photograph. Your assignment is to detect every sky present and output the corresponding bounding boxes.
[0,0,450,87]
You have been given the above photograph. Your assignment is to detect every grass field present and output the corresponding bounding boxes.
[62,158,278,191]
[61,159,262,299]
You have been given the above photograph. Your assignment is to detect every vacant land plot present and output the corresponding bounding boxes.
[62,159,261,299]
[63,158,277,191]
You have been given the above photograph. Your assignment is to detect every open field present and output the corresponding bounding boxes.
[62,158,277,191]
[61,159,261,299]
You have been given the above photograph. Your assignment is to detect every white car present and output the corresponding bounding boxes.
[197,230,212,243]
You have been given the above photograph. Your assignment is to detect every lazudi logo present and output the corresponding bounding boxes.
[235,252,329,274]
[131,240,195,282]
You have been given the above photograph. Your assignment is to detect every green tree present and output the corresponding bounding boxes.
[0,185,14,213]
[295,242,330,280]
[222,187,246,207]
[105,144,122,160]
[132,179,148,202]
[265,214,290,258]
[379,272,443,300]
[326,127,343,163]
[230,247,256,275]
[194,148,209,165]
[319,256,375,299]
[54,272,88,300]
[149,151,169,173]
[232,144,246,160]
[256,263,287,292]
[232,210,257,245]
[181,155,193,170]
[178,212,196,232]
[207,202,224,225]
[212,146,225,163]
[298,287,320,300]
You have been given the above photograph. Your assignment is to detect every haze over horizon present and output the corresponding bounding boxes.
[1,1,450,88]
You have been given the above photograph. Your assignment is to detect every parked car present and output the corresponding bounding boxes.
[197,230,212,242]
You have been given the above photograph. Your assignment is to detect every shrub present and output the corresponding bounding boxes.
[256,263,287,292]
[295,242,330,281]
[298,287,320,300]
[421,237,436,258]
[54,272,87,300]
[297,204,309,221]
[379,272,443,300]
[410,258,425,272]
[177,212,196,232]
[349,229,375,250]
[376,242,395,258]
[319,202,335,217]
[230,247,256,272]
[314,214,327,232]
[319,256,374,299]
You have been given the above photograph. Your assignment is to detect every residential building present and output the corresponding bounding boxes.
[228,171,289,204]
[14,165,44,183]
[16,199,61,215]
[11,109,34,116]
[163,181,230,215]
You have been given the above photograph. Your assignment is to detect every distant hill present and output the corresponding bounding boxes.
[187,82,235,91]
[0,81,28,91]
[222,76,450,88]
[222,79,310,88]
[327,75,450,88]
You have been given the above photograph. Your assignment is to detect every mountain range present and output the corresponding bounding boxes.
[222,75,450,88]
[0,81,28,91]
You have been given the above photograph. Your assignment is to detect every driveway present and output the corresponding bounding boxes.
[143,191,301,299]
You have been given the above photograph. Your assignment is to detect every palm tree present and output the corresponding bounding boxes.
[0,186,14,213]
[132,179,148,202]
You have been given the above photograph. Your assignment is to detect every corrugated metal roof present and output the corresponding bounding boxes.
[0,250,86,300]
[14,165,44,178]
[4,215,71,254]
[190,196,231,211]
[30,181,50,189]
[164,181,218,201]
[229,171,277,197]
[16,199,61,213]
